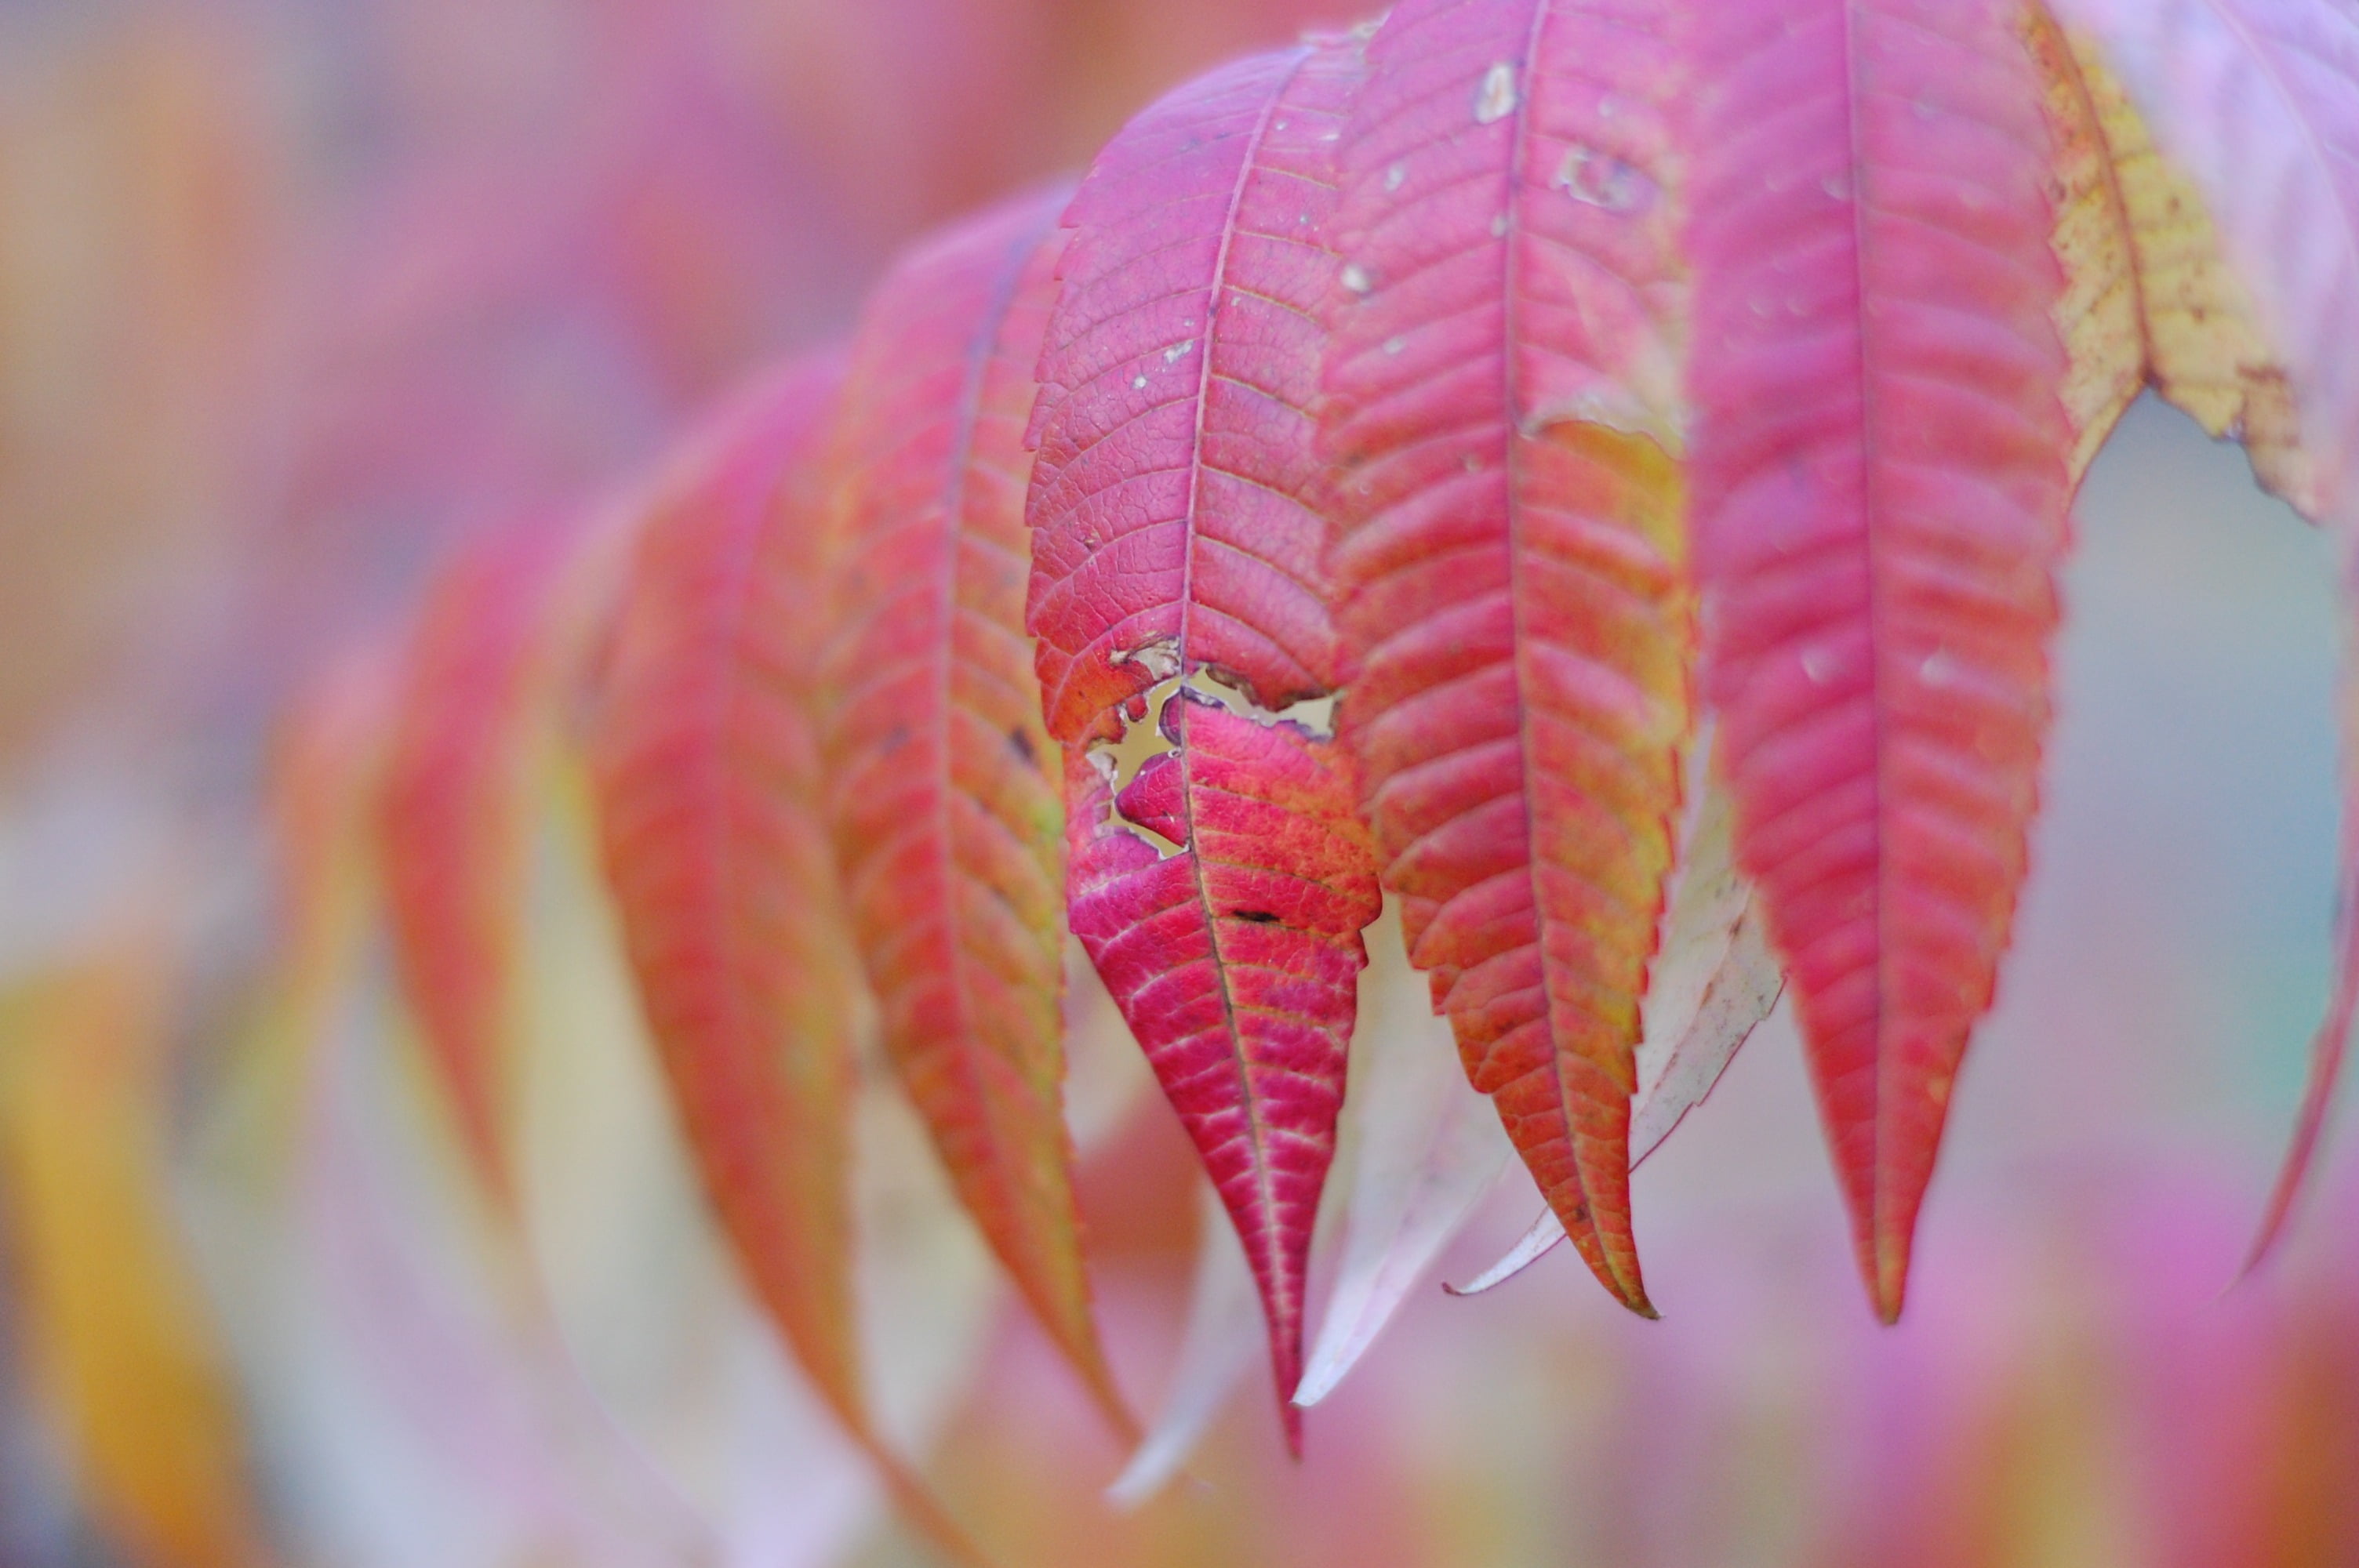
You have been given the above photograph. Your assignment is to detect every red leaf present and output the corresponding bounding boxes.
[380,514,583,1213]
[814,187,1132,1436]
[1026,38,1383,1434]
[270,644,402,1047]
[1320,0,1695,1316]
[1685,0,2072,1319]
[591,356,982,1560]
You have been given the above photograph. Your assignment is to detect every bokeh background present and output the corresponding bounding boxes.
[1,2,2354,1565]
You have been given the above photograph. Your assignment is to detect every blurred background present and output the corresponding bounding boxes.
[0,2,2354,1564]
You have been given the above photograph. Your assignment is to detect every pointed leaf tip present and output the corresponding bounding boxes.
[1323,0,1697,1316]
[816,186,1134,1439]
[593,353,994,1563]
[1684,0,2073,1314]
[1027,37,1384,1432]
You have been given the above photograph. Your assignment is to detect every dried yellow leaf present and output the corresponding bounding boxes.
[2026,5,2316,510]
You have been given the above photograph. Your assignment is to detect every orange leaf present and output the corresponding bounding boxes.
[379,514,587,1214]
[1321,0,1696,1316]
[813,186,1133,1436]
[0,951,271,1568]
[591,354,986,1561]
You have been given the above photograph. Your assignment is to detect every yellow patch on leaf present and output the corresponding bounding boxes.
[2027,5,2314,506]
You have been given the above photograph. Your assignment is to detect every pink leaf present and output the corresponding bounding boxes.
[1685,0,2073,1319]
[1026,37,1383,1439]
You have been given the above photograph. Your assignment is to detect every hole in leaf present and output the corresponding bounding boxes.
[1083,651,1337,858]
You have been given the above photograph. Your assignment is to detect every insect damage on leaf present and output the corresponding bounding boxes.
[1085,659,1343,860]
[1027,34,1383,1441]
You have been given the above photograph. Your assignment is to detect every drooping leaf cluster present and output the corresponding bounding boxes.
[334,0,2359,1546]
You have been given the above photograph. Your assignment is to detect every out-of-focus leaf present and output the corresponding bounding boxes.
[379,515,587,1214]
[302,929,714,1568]
[2039,0,2359,1269]
[2023,4,2313,499]
[1321,0,1695,1317]
[1294,904,1510,1408]
[1025,37,1380,1435]
[267,645,404,1058]
[1103,1181,1263,1510]
[815,186,1130,1439]
[592,354,985,1558]
[0,952,271,1568]
[1685,0,2072,1319]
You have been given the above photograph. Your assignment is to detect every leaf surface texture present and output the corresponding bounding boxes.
[1321,0,1695,1314]
[818,187,1130,1432]
[1027,39,1383,1429]
[1685,0,2072,1318]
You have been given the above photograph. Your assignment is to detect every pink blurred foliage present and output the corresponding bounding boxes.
[929,1130,2359,1567]
[2,0,1358,764]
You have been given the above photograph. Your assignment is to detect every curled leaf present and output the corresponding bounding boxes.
[1322,0,1695,1316]
[2023,2,2313,499]
[1685,0,2073,1319]
[1027,38,1383,1434]
[816,187,1131,1434]
[2041,0,2359,1266]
